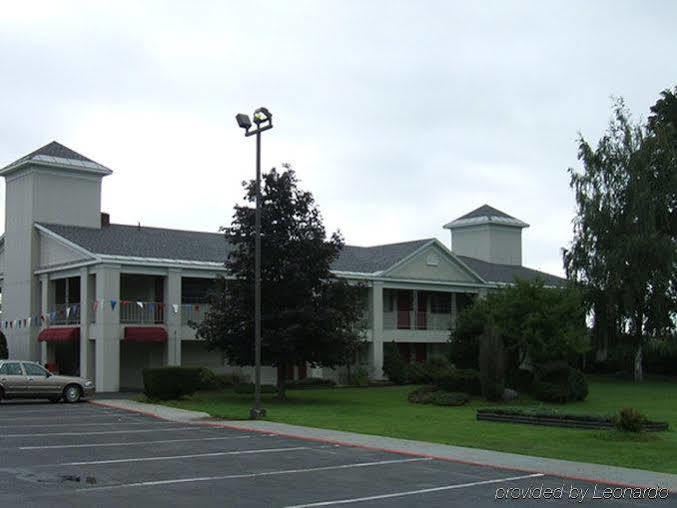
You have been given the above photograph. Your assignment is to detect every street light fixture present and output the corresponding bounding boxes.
[236,106,273,420]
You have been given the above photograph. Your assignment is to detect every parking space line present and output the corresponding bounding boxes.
[77,457,431,492]
[0,414,144,422]
[3,426,199,437]
[0,421,169,429]
[62,445,323,465]
[284,472,546,507]
[19,435,254,450]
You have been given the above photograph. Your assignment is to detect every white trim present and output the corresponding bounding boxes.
[444,215,529,229]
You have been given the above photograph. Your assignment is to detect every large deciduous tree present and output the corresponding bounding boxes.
[564,95,677,381]
[194,167,365,398]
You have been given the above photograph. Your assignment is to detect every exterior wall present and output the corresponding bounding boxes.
[451,224,522,266]
[38,232,90,268]
[387,244,476,282]
[2,166,104,362]
[119,341,165,389]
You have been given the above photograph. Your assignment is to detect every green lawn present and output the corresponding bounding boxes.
[159,375,677,474]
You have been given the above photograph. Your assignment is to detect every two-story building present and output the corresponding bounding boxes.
[0,142,565,392]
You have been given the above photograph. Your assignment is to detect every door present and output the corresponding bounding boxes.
[22,362,58,396]
[397,291,412,329]
[0,362,26,396]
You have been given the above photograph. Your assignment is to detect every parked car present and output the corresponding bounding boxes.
[0,360,95,403]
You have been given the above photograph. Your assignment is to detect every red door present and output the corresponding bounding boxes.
[397,291,411,329]
[416,292,427,330]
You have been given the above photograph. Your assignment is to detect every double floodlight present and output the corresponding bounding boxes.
[236,107,273,136]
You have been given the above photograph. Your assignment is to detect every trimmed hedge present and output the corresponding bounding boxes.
[143,367,203,400]
[286,378,336,390]
[233,383,278,394]
[408,385,439,404]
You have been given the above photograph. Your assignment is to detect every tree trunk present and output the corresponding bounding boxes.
[633,344,643,383]
[276,364,287,400]
[633,313,644,382]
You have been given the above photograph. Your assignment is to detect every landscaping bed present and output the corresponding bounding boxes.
[477,407,669,431]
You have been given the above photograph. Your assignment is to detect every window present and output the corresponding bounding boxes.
[0,362,23,375]
[23,362,48,376]
[431,293,451,314]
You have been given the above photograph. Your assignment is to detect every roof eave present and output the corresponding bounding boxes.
[0,159,113,178]
[444,216,530,230]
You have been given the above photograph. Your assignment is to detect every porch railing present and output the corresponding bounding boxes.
[181,303,211,326]
[120,301,165,324]
[383,311,451,331]
[46,303,81,325]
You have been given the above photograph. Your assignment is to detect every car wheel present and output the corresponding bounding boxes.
[48,396,61,403]
[63,384,81,403]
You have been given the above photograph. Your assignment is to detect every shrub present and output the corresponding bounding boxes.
[233,383,278,394]
[615,408,648,433]
[383,342,407,384]
[143,367,203,400]
[532,362,588,403]
[286,377,336,389]
[506,368,534,392]
[216,372,243,387]
[430,391,469,406]
[198,368,221,390]
[479,324,505,401]
[449,300,486,369]
[405,362,427,384]
[350,366,369,387]
[0,332,7,360]
[437,368,482,395]
[408,385,439,404]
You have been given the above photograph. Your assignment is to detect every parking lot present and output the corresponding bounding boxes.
[0,401,672,507]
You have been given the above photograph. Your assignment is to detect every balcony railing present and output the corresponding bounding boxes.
[181,303,211,326]
[46,303,81,325]
[120,301,165,324]
[384,311,451,331]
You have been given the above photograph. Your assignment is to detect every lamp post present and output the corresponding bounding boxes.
[236,107,273,420]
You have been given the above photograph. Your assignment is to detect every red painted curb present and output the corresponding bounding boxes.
[88,400,677,494]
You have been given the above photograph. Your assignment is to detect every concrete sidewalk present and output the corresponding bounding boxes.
[93,398,677,492]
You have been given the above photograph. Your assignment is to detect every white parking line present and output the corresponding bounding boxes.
[284,473,546,507]
[0,420,164,429]
[77,458,431,492]
[62,445,321,465]
[3,426,199,437]
[19,435,253,450]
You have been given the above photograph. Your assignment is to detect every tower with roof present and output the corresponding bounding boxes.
[0,142,112,360]
[444,204,529,266]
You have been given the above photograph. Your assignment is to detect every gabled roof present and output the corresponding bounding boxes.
[332,239,433,274]
[457,255,566,287]
[0,141,112,177]
[444,204,529,229]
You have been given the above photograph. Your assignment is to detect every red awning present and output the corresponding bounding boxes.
[124,327,168,343]
[38,327,80,342]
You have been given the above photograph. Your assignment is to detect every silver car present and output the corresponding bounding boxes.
[0,360,95,403]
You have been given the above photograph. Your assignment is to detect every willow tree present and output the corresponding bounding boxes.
[564,95,677,381]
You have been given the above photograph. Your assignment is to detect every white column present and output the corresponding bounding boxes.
[95,265,120,392]
[165,269,182,366]
[369,281,384,379]
[40,274,49,365]
[79,267,89,378]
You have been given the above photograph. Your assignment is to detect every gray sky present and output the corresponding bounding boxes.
[1,1,675,277]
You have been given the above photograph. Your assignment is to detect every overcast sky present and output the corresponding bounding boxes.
[1,1,675,276]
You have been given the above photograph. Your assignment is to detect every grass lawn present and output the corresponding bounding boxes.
[159,375,677,474]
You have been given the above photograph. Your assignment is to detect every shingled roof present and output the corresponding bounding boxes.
[38,223,565,285]
[457,255,566,287]
[0,141,112,176]
[444,204,529,229]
